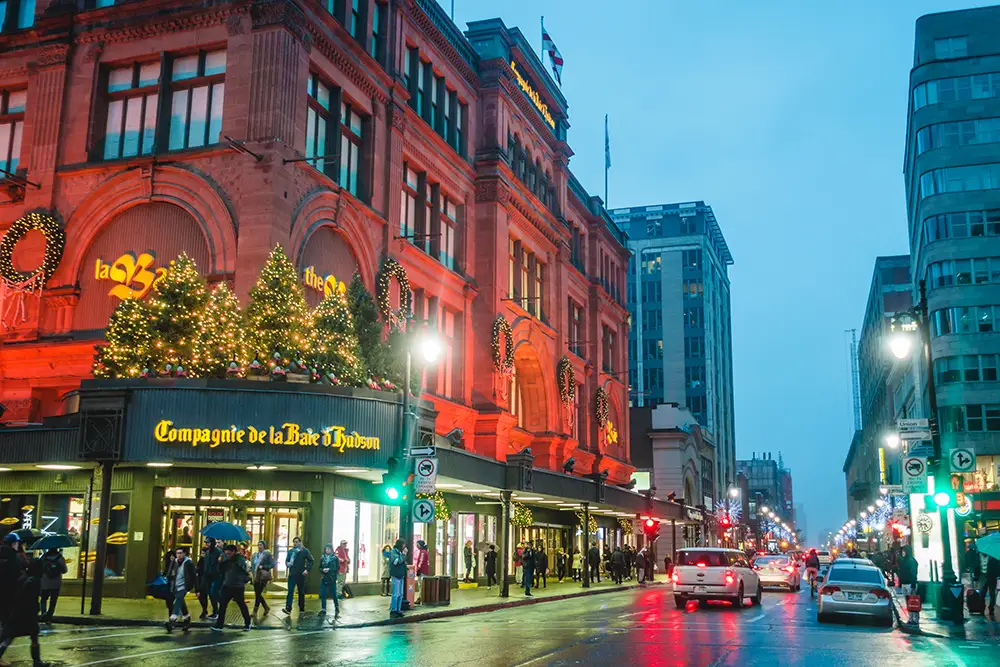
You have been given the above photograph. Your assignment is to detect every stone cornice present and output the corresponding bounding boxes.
[403,0,479,90]
[308,27,388,104]
[75,6,243,45]
[0,65,30,82]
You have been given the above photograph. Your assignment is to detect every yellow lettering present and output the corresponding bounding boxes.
[270,426,282,444]
[283,423,301,445]
[154,420,172,442]
[156,419,378,454]
[510,61,556,130]
[97,261,110,280]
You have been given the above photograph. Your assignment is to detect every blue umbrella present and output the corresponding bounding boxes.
[976,532,1000,561]
[29,534,75,551]
[200,521,250,543]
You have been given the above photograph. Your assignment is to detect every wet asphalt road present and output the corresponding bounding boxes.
[5,587,995,667]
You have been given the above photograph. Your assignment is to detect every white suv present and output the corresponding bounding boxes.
[671,548,761,609]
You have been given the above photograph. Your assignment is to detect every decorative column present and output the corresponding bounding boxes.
[24,43,70,210]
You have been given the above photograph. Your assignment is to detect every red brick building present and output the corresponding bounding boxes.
[0,0,631,483]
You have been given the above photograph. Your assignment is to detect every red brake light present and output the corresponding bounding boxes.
[820,585,840,595]
[696,562,707,568]
[870,588,891,599]
[725,569,735,584]
[671,572,679,583]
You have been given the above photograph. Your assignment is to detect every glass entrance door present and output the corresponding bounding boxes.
[273,509,301,579]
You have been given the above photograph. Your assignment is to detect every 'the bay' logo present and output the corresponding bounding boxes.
[95,252,167,300]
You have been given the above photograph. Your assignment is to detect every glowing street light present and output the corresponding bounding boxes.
[885,433,900,449]
[889,331,913,360]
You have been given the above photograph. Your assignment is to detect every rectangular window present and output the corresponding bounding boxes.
[454,101,465,156]
[1,0,36,31]
[980,305,995,333]
[967,404,984,431]
[400,163,419,239]
[963,355,981,381]
[984,354,998,381]
[684,307,703,328]
[339,99,363,197]
[955,259,972,285]
[418,62,430,122]
[939,405,965,433]
[438,193,457,270]
[683,279,703,298]
[987,404,1000,431]
[370,2,384,61]
[685,365,705,389]
[934,36,968,60]
[350,0,362,40]
[306,73,333,176]
[682,249,701,269]
[685,337,703,359]
[167,50,225,151]
[0,89,25,177]
[101,62,160,160]
[919,163,1000,201]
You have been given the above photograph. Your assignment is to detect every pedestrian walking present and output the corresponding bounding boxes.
[319,544,340,618]
[380,544,391,596]
[282,536,313,615]
[0,558,44,667]
[514,542,524,588]
[982,553,1000,618]
[611,546,625,584]
[534,543,548,589]
[636,547,647,583]
[0,534,25,641]
[250,540,274,616]
[623,546,633,581]
[212,544,252,632]
[556,548,567,582]
[335,540,351,599]
[899,545,919,594]
[571,549,582,581]
[484,545,498,589]
[200,538,222,620]
[388,539,407,618]
[588,542,601,583]
[166,546,196,632]
[965,543,983,587]
[522,543,536,596]
[195,545,208,616]
[415,540,430,602]
[664,554,673,578]
[37,547,67,624]
[463,540,475,582]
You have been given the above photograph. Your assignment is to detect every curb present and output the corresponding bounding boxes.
[52,582,666,631]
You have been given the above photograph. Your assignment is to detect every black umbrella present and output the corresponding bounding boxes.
[29,534,75,551]
[12,528,41,544]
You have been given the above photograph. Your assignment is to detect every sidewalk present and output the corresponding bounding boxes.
[52,575,669,631]
[892,590,1000,641]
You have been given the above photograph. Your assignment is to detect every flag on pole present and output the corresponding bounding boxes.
[541,18,563,85]
[605,114,611,169]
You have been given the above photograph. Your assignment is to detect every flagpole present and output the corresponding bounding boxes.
[604,114,610,206]
[541,16,544,60]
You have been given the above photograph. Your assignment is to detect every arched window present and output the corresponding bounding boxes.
[517,144,526,181]
[507,132,515,165]
[527,157,536,192]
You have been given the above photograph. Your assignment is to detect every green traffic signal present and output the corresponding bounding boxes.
[933,491,951,507]
[385,486,400,501]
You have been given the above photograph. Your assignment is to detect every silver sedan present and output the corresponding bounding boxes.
[817,562,894,627]
[754,555,801,590]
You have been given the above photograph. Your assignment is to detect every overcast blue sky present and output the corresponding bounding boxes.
[452,0,991,544]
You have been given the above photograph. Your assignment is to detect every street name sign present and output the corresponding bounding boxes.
[897,418,929,430]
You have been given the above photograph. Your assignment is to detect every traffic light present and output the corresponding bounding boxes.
[721,516,731,528]
[925,490,953,510]
[643,517,660,542]
[380,457,411,504]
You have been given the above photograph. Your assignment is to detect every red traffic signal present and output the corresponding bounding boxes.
[644,518,656,529]
[721,516,731,527]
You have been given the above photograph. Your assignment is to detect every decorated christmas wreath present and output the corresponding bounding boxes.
[491,314,514,373]
[557,356,575,403]
[618,517,634,536]
[595,387,609,427]
[575,509,598,534]
[0,211,65,283]
[416,491,451,521]
[511,502,533,528]
[375,257,411,325]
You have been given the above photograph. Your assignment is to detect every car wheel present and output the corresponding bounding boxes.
[674,595,686,609]
[817,612,829,623]
[733,585,744,609]
[880,614,895,628]
[752,585,762,606]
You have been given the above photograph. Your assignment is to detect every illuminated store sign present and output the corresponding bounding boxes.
[154,419,381,453]
[95,252,167,300]
[302,266,346,299]
[510,61,556,130]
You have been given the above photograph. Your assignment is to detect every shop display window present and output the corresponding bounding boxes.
[39,494,84,579]
[332,499,400,583]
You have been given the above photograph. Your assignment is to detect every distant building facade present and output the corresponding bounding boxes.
[612,201,735,501]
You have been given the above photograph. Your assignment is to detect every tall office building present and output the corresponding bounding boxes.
[612,202,736,494]
[905,7,1000,484]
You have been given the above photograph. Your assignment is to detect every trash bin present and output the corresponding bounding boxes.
[438,575,452,605]
[422,576,438,605]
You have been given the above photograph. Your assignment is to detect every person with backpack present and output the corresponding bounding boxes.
[282,536,313,615]
[38,547,67,624]
[0,558,44,667]
[211,543,252,632]
[319,544,340,617]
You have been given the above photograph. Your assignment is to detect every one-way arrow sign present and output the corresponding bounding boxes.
[409,446,436,457]
[950,448,976,473]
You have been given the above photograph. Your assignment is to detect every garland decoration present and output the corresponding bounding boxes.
[618,517,634,536]
[575,509,598,534]
[595,387,609,427]
[557,356,575,403]
[491,314,514,373]
[511,502,533,528]
[0,211,65,283]
[416,491,451,521]
[375,258,410,327]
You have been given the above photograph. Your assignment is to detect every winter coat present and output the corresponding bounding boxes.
[335,546,350,574]
[588,546,601,565]
[899,555,919,585]
[39,551,67,592]
[572,552,583,569]
[320,553,340,584]
[611,550,626,567]
[5,571,40,638]
[202,546,222,578]
[537,550,549,571]
[219,553,250,589]
[0,545,24,622]
[521,547,536,571]
[286,547,314,578]
[168,557,198,593]
[388,547,407,579]
[415,547,430,575]
[252,549,275,583]
[986,556,1000,582]
[380,550,390,579]
[484,550,497,575]
[464,544,473,567]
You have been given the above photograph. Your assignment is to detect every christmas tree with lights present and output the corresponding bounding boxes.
[93,298,153,378]
[347,274,389,380]
[146,253,208,374]
[244,245,311,367]
[192,282,245,378]
[306,286,365,385]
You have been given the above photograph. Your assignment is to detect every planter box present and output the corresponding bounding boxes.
[246,375,269,382]
[286,372,309,384]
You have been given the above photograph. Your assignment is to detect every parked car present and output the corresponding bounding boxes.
[817,561,893,627]
[754,554,801,591]
[672,548,762,609]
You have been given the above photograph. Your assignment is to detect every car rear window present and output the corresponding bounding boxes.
[756,556,789,566]
[817,552,831,557]
[678,551,729,567]
[828,567,883,585]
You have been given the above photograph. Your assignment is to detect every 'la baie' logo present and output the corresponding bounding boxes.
[94,252,167,300]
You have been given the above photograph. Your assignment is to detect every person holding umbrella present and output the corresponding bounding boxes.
[0,558,44,667]
[211,543,252,632]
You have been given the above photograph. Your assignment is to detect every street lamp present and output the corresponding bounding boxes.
[761,506,769,514]
[885,433,900,449]
[876,498,885,508]
[867,505,875,514]
[729,487,740,498]
[889,280,961,621]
